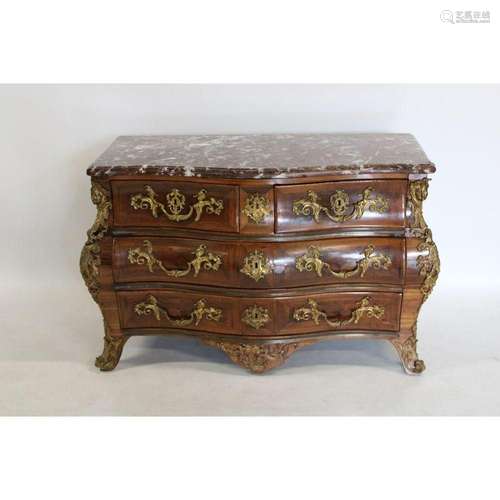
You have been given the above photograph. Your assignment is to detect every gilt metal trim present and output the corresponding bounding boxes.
[242,305,271,330]
[203,339,314,373]
[408,179,429,230]
[134,295,222,326]
[293,296,385,328]
[242,193,271,224]
[416,228,440,302]
[390,329,426,374]
[295,244,392,279]
[127,240,222,278]
[95,323,129,371]
[292,187,388,223]
[130,185,224,222]
[240,250,273,282]
[80,182,111,302]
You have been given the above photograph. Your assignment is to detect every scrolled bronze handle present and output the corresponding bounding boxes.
[292,187,388,223]
[127,240,222,278]
[293,296,384,328]
[130,185,224,222]
[134,295,222,326]
[295,245,391,278]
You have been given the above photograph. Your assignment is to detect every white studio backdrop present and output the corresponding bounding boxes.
[0,84,499,291]
[1,84,500,416]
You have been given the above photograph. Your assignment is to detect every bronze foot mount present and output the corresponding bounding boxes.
[389,332,426,375]
[95,331,129,371]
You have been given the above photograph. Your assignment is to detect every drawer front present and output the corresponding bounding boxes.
[112,181,239,232]
[118,290,236,333]
[275,291,401,335]
[276,179,406,233]
[113,237,404,288]
[119,290,401,336]
[237,237,404,288]
[113,237,236,286]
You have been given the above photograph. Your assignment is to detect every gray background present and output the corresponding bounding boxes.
[1,84,499,415]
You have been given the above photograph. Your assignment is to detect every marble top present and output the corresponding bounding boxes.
[88,133,435,179]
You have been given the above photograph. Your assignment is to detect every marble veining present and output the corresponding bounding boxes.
[88,133,435,179]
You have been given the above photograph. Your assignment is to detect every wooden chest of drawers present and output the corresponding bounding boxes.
[81,134,439,374]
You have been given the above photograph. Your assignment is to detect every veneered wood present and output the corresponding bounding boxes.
[117,289,402,336]
[112,180,239,232]
[81,134,439,374]
[275,179,407,233]
[113,236,404,288]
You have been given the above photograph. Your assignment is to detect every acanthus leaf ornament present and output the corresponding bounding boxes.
[95,322,129,371]
[241,305,271,330]
[130,185,224,222]
[202,339,314,373]
[127,240,222,278]
[134,295,222,327]
[293,296,385,329]
[416,228,440,302]
[292,187,388,223]
[390,329,426,374]
[242,193,271,224]
[295,244,392,279]
[408,179,429,230]
[240,250,273,282]
[407,180,440,302]
[80,182,111,302]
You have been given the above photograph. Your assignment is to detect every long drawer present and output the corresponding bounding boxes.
[113,236,405,288]
[112,180,239,232]
[118,290,402,336]
[275,179,406,233]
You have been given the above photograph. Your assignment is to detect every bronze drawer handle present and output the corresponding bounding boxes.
[241,305,271,330]
[295,245,391,278]
[293,296,384,328]
[130,185,224,222]
[292,187,388,223]
[134,295,222,326]
[127,240,222,278]
[240,250,273,282]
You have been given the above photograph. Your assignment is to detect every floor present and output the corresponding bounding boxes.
[1,284,499,416]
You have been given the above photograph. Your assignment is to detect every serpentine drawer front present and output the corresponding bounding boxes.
[117,290,401,335]
[112,180,239,232]
[82,133,439,374]
[113,236,404,288]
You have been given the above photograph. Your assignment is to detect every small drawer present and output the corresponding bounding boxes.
[118,290,236,333]
[112,180,239,232]
[275,291,401,335]
[113,237,236,286]
[275,179,406,233]
[236,237,404,288]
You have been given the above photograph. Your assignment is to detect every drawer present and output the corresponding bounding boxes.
[276,179,406,233]
[112,180,239,232]
[118,290,236,334]
[113,237,237,286]
[113,237,404,288]
[118,290,401,335]
[237,237,404,288]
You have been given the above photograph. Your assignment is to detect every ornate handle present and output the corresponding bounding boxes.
[131,185,224,222]
[293,296,384,328]
[295,245,392,278]
[240,250,273,282]
[128,240,222,278]
[134,295,222,326]
[242,193,271,224]
[292,187,388,223]
[241,305,271,330]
